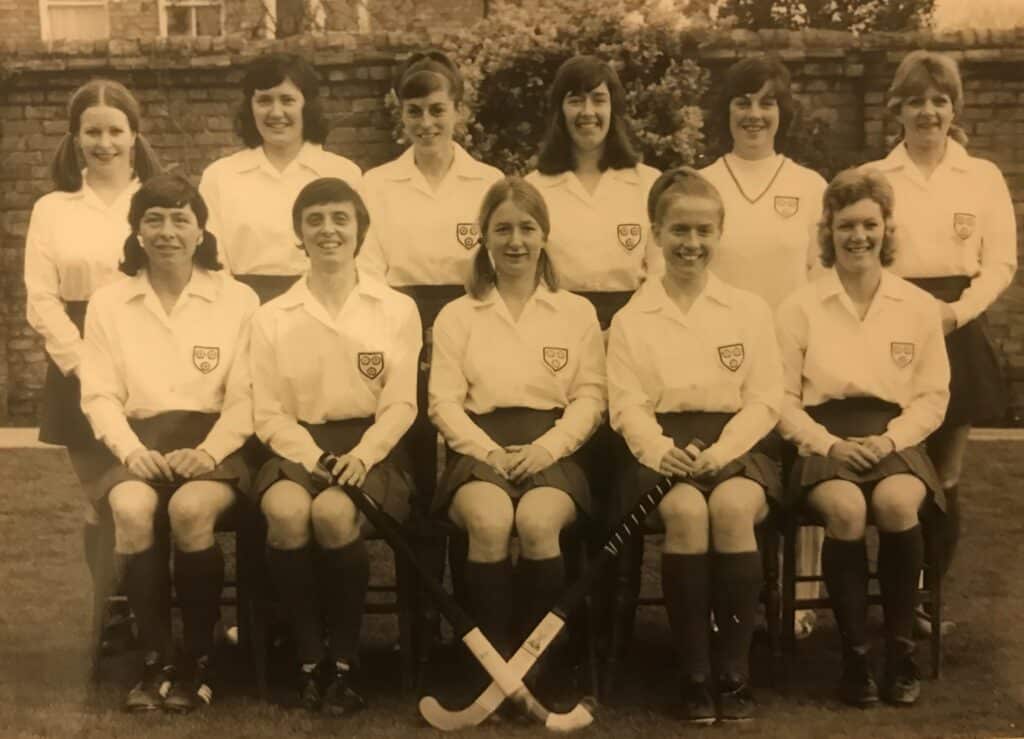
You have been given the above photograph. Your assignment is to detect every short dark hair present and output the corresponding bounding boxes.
[394,49,464,104]
[121,172,221,275]
[536,55,640,175]
[235,53,328,148]
[818,168,896,268]
[291,177,371,255]
[709,55,795,156]
[646,166,725,228]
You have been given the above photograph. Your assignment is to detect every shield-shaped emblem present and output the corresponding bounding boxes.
[616,223,642,251]
[456,223,480,250]
[774,196,799,219]
[192,345,220,374]
[358,352,385,380]
[891,342,915,368]
[717,343,745,372]
[543,346,569,372]
[953,212,976,240]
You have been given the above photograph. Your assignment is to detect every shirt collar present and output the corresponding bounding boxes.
[472,283,560,311]
[878,138,971,175]
[534,165,641,189]
[632,272,732,314]
[276,270,388,309]
[815,267,906,304]
[385,142,494,183]
[122,267,220,303]
[72,176,141,209]
[233,142,331,176]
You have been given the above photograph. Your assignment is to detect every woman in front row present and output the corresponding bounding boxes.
[776,169,950,707]
[81,174,258,713]
[428,177,606,695]
[607,168,782,724]
[249,178,421,716]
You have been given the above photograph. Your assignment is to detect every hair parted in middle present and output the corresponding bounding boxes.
[536,55,640,175]
[394,49,465,104]
[291,176,371,255]
[121,172,221,275]
[709,55,796,156]
[646,166,725,228]
[817,167,897,269]
[468,176,559,299]
[235,52,328,148]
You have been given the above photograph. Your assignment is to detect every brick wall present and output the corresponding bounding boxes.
[2,29,1024,424]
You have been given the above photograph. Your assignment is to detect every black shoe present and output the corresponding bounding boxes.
[717,676,755,722]
[299,665,323,713]
[323,665,367,718]
[839,650,879,707]
[124,658,174,713]
[163,655,214,714]
[883,652,921,706]
[679,677,716,725]
[99,603,137,656]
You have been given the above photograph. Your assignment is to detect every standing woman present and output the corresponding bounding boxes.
[864,51,1017,631]
[199,52,362,304]
[428,177,605,690]
[607,168,782,723]
[776,169,949,707]
[24,78,162,628]
[249,178,421,716]
[358,50,502,495]
[81,173,258,712]
[699,55,829,638]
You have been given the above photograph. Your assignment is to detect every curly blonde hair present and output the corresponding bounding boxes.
[817,168,897,268]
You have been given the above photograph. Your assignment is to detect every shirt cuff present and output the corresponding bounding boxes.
[951,300,972,329]
[638,436,675,472]
[807,429,842,458]
[349,441,383,471]
[533,430,567,463]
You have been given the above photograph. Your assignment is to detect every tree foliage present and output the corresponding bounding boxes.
[716,0,936,33]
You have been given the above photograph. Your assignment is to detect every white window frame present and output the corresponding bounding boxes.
[38,0,109,41]
[158,0,226,37]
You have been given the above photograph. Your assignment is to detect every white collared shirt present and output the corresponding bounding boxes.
[81,269,259,464]
[24,181,140,375]
[776,269,951,457]
[428,286,606,462]
[357,143,503,287]
[607,274,782,471]
[700,155,827,309]
[249,274,421,472]
[199,143,362,277]
[525,164,663,291]
[863,140,1017,326]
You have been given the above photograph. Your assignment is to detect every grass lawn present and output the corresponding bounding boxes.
[1,442,1023,738]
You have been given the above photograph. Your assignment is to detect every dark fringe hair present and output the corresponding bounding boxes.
[885,50,969,147]
[817,167,896,269]
[708,55,796,158]
[394,49,464,104]
[646,166,725,228]
[468,177,558,299]
[120,172,222,275]
[50,78,162,192]
[536,55,640,175]
[235,53,328,148]
[292,176,371,256]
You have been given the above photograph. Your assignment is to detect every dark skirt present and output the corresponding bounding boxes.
[572,290,634,331]
[252,418,413,524]
[617,411,781,520]
[233,273,302,305]
[908,276,1007,427]
[39,301,98,449]
[434,407,591,515]
[91,411,250,503]
[787,397,944,511]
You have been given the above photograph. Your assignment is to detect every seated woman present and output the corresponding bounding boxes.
[248,177,421,717]
[607,167,782,724]
[428,177,606,696]
[80,173,258,713]
[776,168,950,708]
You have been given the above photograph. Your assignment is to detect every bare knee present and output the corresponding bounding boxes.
[108,482,159,553]
[261,482,312,549]
[708,480,766,552]
[658,485,709,554]
[515,488,575,559]
[311,490,362,548]
[871,476,925,533]
[809,482,866,540]
[450,483,514,561]
[168,482,231,550]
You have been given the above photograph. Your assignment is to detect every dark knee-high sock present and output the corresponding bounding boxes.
[662,553,711,680]
[84,523,101,586]
[821,538,869,653]
[941,485,960,578]
[514,555,565,641]
[174,546,224,661]
[878,526,924,652]
[265,545,322,665]
[321,539,370,665]
[121,547,172,659]
[711,551,763,681]
[463,559,514,657]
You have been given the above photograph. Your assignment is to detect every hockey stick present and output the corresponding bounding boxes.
[317,455,593,731]
[419,439,706,730]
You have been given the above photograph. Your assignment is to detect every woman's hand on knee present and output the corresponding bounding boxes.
[125,447,175,482]
[166,448,216,479]
[848,435,894,462]
[828,440,877,472]
[485,448,515,480]
[689,449,722,479]
[327,454,368,488]
[658,445,697,478]
[504,444,554,483]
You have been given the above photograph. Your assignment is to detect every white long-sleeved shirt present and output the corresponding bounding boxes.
[24,181,139,375]
[81,268,259,464]
[249,275,421,473]
[357,143,503,287]
[525,164,663,292]
[863,140,1017,326]
[607,274,782,471]
[776,269,951,457]
[428,286,606,463]
[199,143,362,277]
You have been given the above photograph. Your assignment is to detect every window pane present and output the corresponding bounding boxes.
[167,5,191,35]
[195,4,222,35]
[48,5,108,40]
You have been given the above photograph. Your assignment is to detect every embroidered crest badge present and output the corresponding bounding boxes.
[717,343,745,372]
[543,346,569,372]
[891,342,915,368]
[192,346,220,374]
[456,223,481,250]
[774,196,799,219]
[616,223,642,251]
[358,352,385,380]
[953,212,976,240]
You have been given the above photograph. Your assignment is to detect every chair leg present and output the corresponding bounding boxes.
[415,531,448,692]
[395,545,417,692]
[925,511,943,679]
[89,516,118,683]
[762,522,783,681]
[600,535,642,701]
[781,516,799,662]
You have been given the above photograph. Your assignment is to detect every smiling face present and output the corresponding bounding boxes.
[299,200,360,273]
[401,86,458,157]
[485,198,545,281]
[77,104,136,177]
[137,204,203,272]
[728,81,780,160]
[251,77,305,150]
[562,82,612,157]
[831,197,885,276]
[898,84,954,150]
[653,194,722,281]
